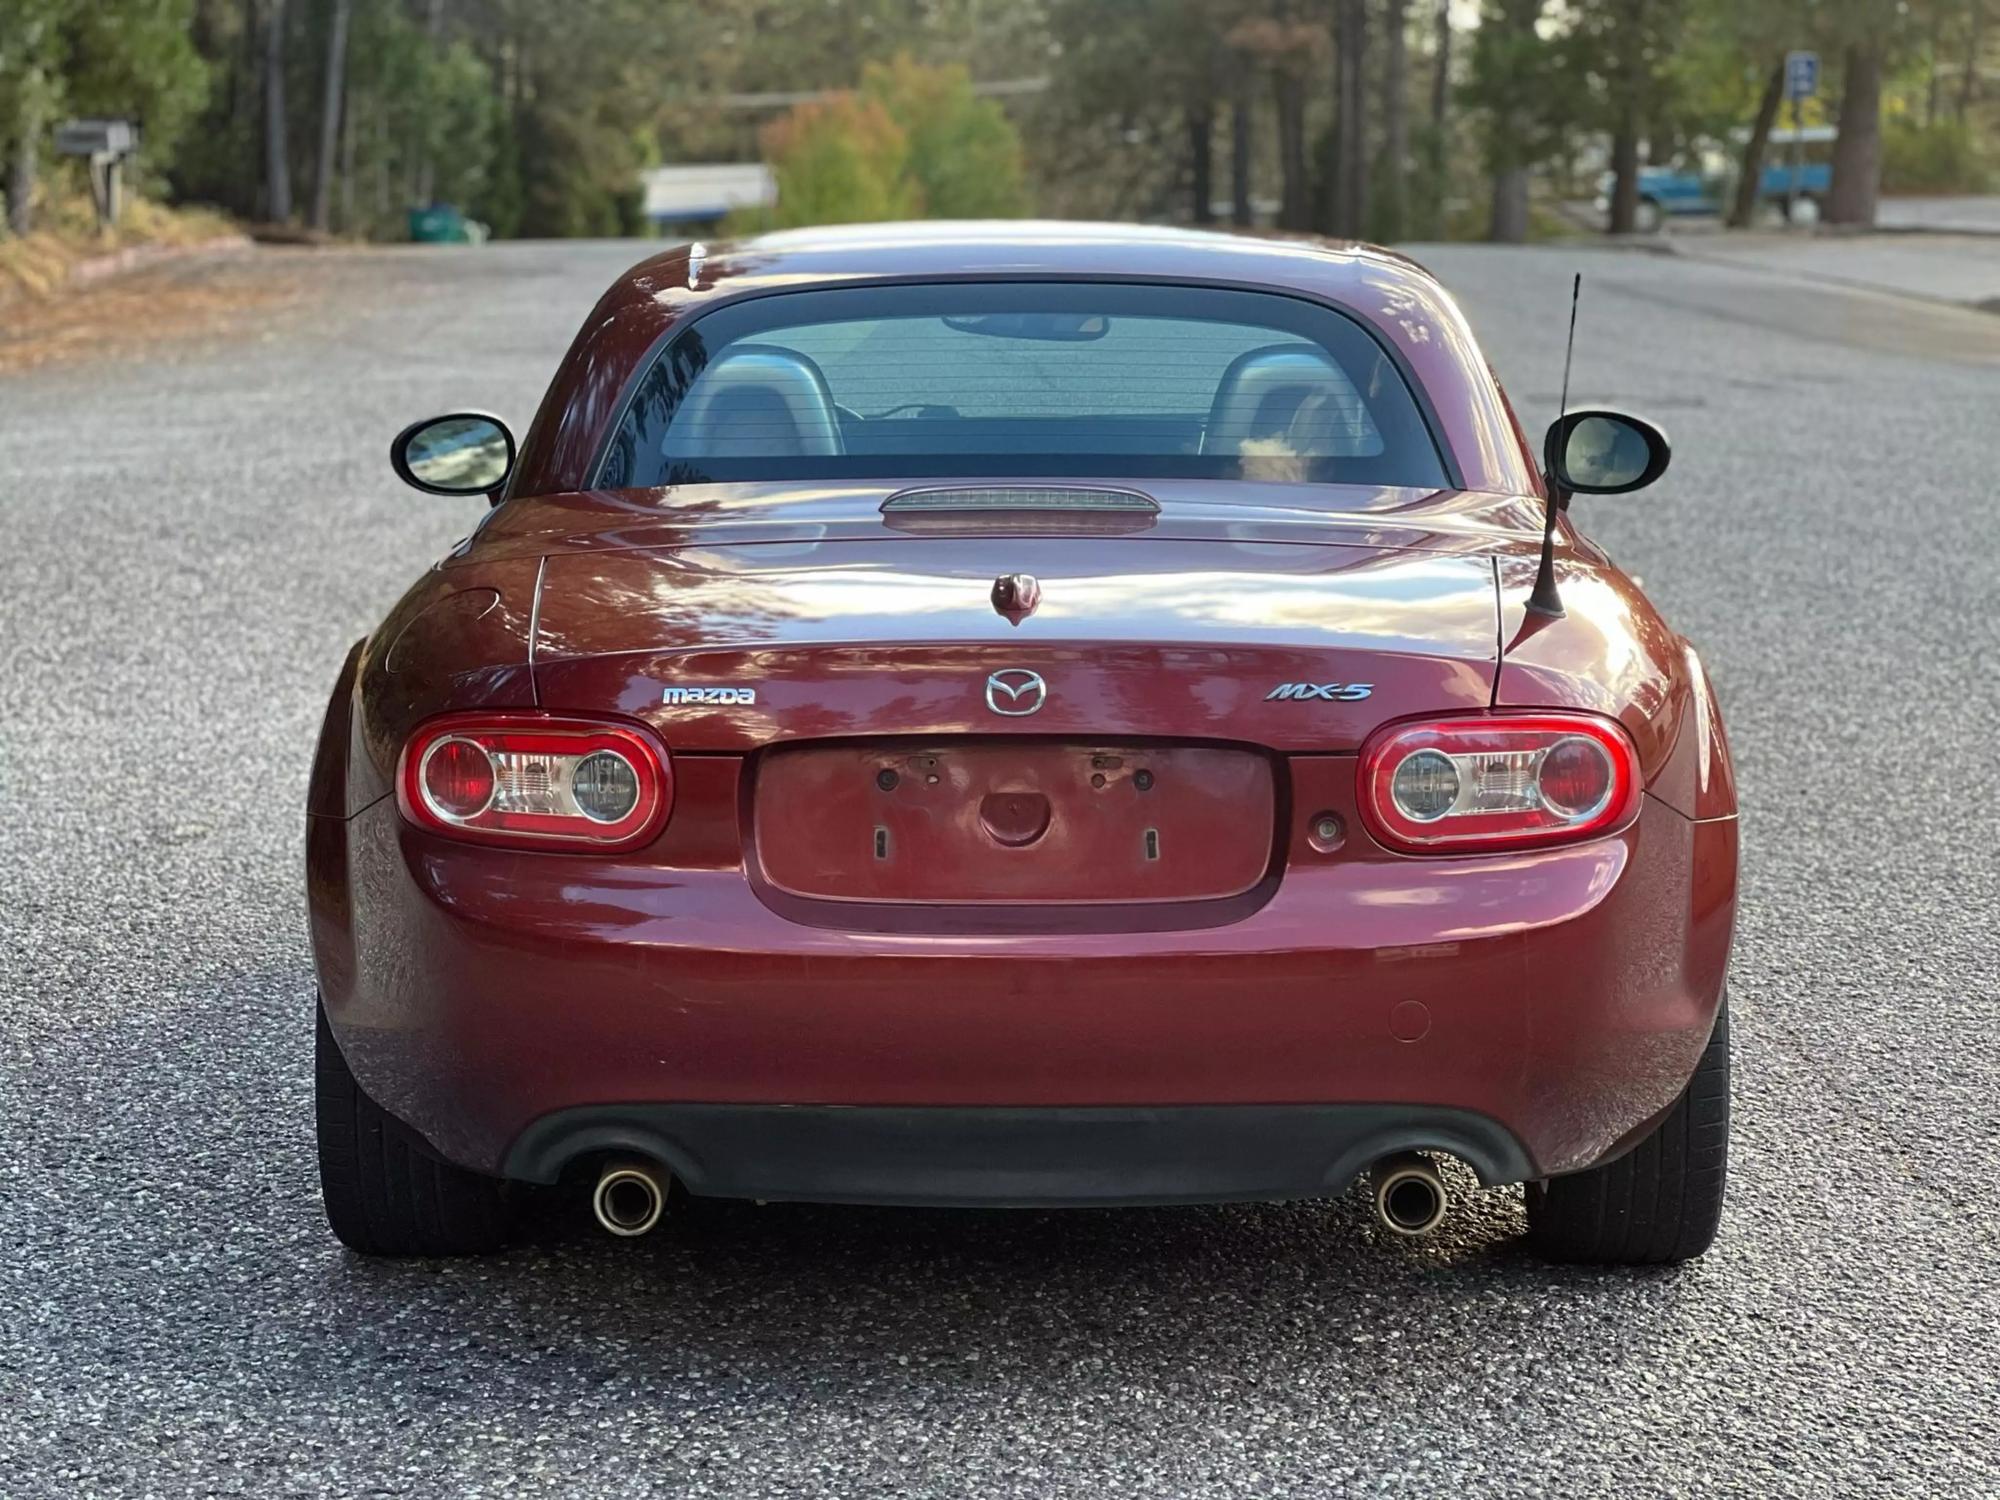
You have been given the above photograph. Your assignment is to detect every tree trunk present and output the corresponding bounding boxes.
[7,100,40,237]
[1607,125,1639,233]
[1605,0,1645,234]
[1486,0,1540,242]
[1490,166,1530,243]
[1332,0,1368,235]
[312,0,352,232]
[375,104,391,220]
[1728,61,1784,227]
[1230,88,1253,225]
[1827,40,1884,226]
[1961,0,1985,118]
[1376,0,1410,241]
[1188,106,1215,223]
[1924,18,1939,126]
[1274,71,1309,230]
[413,0,448,204]
[339,84,359,232]
[265,0,293,222]
[1430,0,1451,133]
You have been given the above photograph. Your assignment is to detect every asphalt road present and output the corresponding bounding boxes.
[3,239,1997,1498]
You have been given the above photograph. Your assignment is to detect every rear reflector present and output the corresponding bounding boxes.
[398,713,670,850]
[1358,713,1640,853]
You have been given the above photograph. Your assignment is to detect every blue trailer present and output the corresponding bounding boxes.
[1597,127,1835,230]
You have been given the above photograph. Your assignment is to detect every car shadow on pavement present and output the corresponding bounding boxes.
[301,1168,1707,1405]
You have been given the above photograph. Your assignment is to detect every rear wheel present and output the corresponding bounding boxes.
[315,1003,514,1256]
[1526,999,1729,1264]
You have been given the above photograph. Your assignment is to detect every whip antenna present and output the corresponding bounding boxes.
[1526,273,1580,619]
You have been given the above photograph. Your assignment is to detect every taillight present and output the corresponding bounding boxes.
[397,713,671,850]
[1358,713,1640,853]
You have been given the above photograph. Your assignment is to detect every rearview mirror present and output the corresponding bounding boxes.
[1543,409,1670,496]
[392,412,516,498]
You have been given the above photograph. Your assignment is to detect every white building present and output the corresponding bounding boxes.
[640,164,777,233]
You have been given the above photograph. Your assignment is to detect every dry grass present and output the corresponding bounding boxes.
[0,250,308,377]
[0,190,241,301]
[0,187,292,375]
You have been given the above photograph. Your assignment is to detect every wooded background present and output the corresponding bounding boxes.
[0,0,1992,243]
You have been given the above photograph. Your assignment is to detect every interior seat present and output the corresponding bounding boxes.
[1201,343,1382,459]
[664,345,845,460]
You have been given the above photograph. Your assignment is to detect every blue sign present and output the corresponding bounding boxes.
[1785,51,1819,101]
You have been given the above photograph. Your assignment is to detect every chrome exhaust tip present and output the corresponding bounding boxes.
[591,1159,668,1238]
[1371,1151,1448,1237]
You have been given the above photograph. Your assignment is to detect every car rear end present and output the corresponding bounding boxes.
[312,260,1734,1243]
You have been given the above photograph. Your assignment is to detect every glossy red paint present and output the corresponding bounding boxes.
[309,772,1734,1180]
[531,536,1501,754]
[310,223,1736,1202]
[754,741,1275,904]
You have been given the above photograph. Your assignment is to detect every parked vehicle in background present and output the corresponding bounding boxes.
[408,202,489,245]
[1599,128,1836,230]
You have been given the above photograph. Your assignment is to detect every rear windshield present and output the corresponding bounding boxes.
[596,282,1449,489]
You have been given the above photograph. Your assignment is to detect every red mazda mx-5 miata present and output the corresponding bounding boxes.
[309,223,1735,1264]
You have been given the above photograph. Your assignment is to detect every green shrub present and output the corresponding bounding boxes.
[749,56,1030,231]
[1881,119,1993,195]
[757,94,919,229]
[862,55,1027,219]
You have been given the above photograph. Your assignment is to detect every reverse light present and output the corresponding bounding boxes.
[397,713,671,850]
[1359,713,1640,853]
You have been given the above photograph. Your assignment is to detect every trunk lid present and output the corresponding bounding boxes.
[532,535,1497,910]
[532,535,1498,753]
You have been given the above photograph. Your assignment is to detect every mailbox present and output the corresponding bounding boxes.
[53,119,140,229]
[54,120,139,159]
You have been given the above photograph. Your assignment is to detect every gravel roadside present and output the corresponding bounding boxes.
[2,240,1996,1498]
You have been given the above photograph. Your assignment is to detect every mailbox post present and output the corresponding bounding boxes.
[54,120,140,231]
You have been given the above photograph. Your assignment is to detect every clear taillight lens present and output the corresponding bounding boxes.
[1359,714,1640,853]
[398,714,670,850]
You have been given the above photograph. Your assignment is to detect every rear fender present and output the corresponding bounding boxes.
[307,638,367,819]
[1651,644,1737,820]
[348,557,543,809]
[1495,555,1734,822]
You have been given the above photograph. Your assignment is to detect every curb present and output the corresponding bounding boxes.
[0,233,256,309]
[69,234,256,285]
[1665,238,2000,317]
[1550,221,2000,316]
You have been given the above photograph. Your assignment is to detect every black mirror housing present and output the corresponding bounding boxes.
[392,412,517,500]
[1543,409,1671,497]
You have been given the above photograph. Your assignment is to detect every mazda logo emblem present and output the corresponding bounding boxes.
[984,668,1047,717]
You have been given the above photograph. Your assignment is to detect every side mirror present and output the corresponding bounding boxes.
[1543,409,1670,496]
[391,412,516,499]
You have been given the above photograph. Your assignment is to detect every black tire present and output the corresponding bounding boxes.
[315,1003,514,1256]
[1526,999,1729,1265]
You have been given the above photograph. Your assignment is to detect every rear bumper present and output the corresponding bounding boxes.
[502,1103,1533,1205]
[309,758,1736,1196]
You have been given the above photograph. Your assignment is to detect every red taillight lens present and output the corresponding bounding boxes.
[1358,713,1640,853]
[397,713,671,850]
[422,738,496,819]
